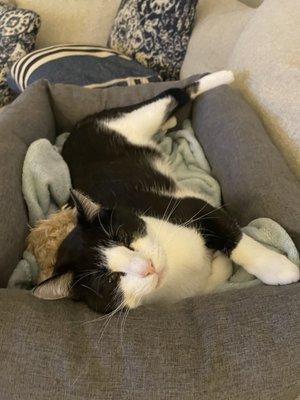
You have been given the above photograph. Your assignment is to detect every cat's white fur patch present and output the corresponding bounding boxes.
[231,234,299,285]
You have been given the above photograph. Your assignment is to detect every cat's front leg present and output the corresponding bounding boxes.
[205,251,232,293]
[196,203,299,285]
[230,234,299,285]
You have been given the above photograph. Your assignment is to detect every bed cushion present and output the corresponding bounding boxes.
[8,44,161,93]
[108,0,198,80]
[0,0,40,107]
[0,284,298,400]
[192,85,300,249]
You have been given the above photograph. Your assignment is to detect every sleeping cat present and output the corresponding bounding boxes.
[33,71,299,313]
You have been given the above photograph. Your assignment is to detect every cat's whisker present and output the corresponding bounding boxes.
[97,213,111,237]
[120,306,130,347]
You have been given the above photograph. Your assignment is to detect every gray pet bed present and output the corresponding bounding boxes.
[0,78,299,400]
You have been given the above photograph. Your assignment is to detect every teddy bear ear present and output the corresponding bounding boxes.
[69,189,101,223]
[32,272,73,300]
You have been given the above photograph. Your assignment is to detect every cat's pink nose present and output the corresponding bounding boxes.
[143,260,155,277]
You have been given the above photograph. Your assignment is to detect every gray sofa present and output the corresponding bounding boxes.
[0,76,299,399]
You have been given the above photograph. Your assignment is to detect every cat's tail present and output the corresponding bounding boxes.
[187,70,234,100]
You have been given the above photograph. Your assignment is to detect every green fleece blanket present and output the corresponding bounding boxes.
[8,120,299,289]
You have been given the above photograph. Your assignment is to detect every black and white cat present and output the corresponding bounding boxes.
[33,71,299,313]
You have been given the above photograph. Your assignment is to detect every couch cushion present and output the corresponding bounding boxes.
[181,0,254,78]
[16,0,121,49]
[0,284,298,399]
[228,0,300,178]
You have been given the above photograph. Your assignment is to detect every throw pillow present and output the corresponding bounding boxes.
[17,0,122,49]
[0,1,40,107]
[8,45,161,93]
[108,0,198,80]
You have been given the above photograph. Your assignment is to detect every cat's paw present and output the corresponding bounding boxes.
[160,116,177,133]
[255,253,299,285]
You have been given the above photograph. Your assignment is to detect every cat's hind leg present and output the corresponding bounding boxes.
[102,89,189,147]
[101,71,234,146]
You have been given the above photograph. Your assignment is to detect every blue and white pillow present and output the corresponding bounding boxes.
[8,44,162,93]
[108,0,198,80]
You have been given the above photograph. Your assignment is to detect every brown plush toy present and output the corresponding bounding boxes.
[27,206,76,284]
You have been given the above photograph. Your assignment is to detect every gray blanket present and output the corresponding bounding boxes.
[8,120,299,289]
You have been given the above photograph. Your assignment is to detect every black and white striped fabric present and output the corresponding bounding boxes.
[8,44,161,93]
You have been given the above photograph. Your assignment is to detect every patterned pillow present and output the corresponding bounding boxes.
[0,1,40,107]
[108,0,198,80]
[8,45,162,93]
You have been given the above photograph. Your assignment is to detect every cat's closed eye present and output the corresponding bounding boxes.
[108,272,124,284]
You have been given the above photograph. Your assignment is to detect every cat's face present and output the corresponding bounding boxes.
[33,190,167,313]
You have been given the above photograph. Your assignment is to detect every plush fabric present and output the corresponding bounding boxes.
[108,0,197,80]
[8,44,161,93]
[0,284,299,399]
[181,0,254,78]
[228,0,300,179]
[0,1,40,106]
[22,134,71,225]
[16,0,121,49]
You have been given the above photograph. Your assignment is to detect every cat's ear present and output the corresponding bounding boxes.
[32,272,73,300]
[70,189,100,223]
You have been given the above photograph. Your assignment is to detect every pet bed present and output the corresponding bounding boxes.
[0,77,299,400]
[8,120,299,289]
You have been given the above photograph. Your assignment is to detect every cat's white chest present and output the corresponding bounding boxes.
[142,217,214,304]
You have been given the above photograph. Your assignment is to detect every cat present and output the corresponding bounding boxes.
[33,71,299,314]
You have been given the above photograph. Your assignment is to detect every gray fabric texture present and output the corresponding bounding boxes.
[0,284,299,400]
[0,82,55,287]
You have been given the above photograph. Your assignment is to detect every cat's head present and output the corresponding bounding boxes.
[33,190,167,313]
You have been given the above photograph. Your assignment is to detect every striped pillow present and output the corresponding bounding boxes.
[8,44,162,93]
